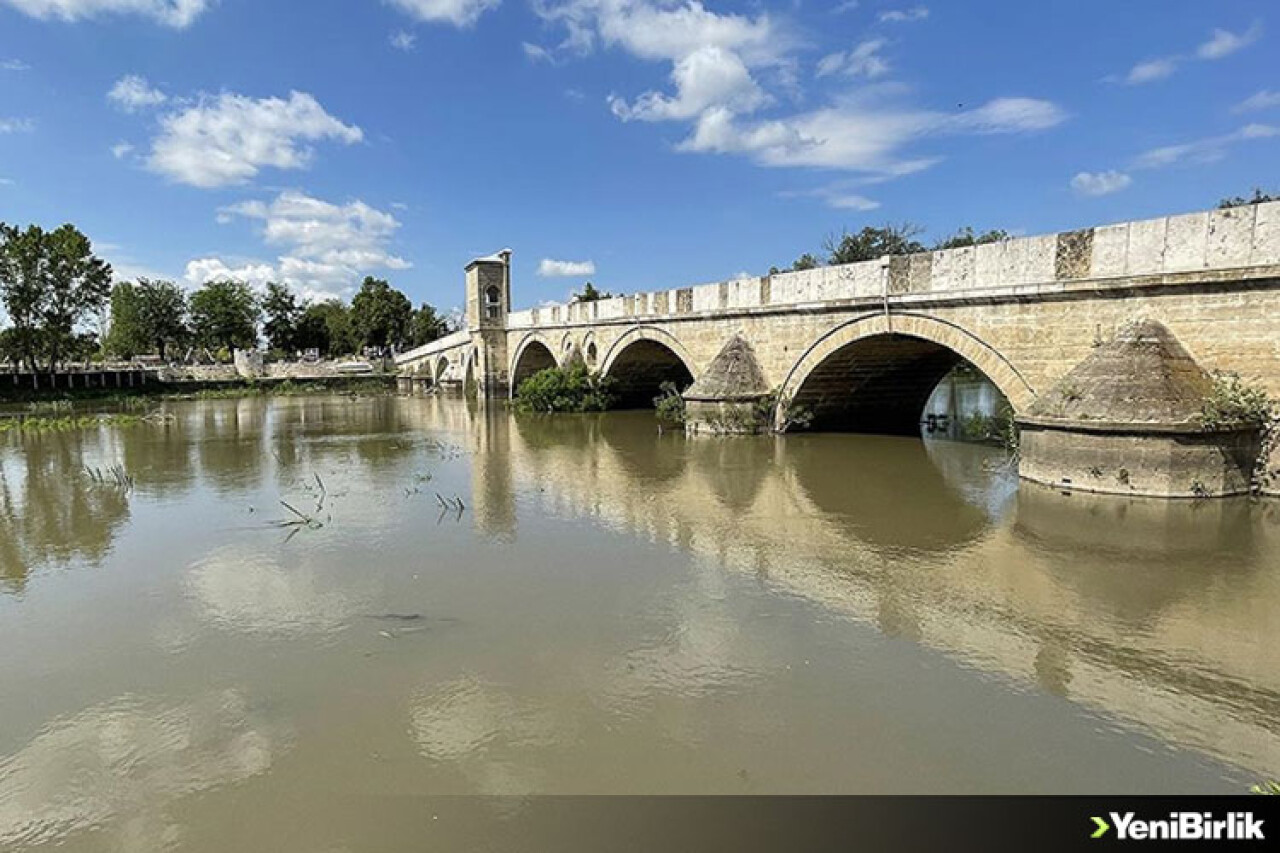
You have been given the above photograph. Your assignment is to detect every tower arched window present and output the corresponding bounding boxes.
[485,285,501,321]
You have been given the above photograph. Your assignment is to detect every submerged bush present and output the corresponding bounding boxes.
[515,364,615,413]
[653,381,686,425]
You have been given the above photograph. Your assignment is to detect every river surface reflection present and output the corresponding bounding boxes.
[1,395,1278,849]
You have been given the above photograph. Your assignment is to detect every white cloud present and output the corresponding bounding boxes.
[1197,24,1261,60]
[385,0,499,28]
[1113,23,1261,85]
[146,91,362,188]
[537,0,1060,187]
[0,0,210,27]
[815,38,888,79]
[537,258,596,277]
[110,141,134,159]
[1,59,30,71]
[945,97,1066,133]
[680,96,1064,173]
[609,45,767,121]
[0,117,35,133]
[1070,170,1131,197]
[190,191,411,300]
[107,74,167,112]
[184,258,277,289]
[532,0,783,66]
[878,6,928,23]
[783,184,880,210]
[1132,124,1280,170]
[523,42,555,63]
[1124,57,1178,85]
[1233,89,1280,113]
[831,0,858,13]
[826,193,879,210]
[389,29,417,51]
[0,177,14,186]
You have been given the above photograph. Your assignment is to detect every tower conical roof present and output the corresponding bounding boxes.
[1026,319,1213,425]
[683,334,770,401]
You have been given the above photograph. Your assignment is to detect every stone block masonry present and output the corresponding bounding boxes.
[395,202,1280,496]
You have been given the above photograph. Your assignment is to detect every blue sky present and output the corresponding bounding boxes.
[1,0,1277,314]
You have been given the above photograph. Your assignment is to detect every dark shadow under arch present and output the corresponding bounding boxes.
[604,338,694,409]
[510,339,558,391]
[791,333,1007,435]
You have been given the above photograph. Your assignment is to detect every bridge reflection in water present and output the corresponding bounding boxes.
[429,398,1280,779]
[0,395,1277,837]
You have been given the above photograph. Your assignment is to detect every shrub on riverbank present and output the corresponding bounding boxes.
[515,365,615,413]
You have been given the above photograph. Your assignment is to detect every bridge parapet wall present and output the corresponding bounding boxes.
[504,202,1280,330]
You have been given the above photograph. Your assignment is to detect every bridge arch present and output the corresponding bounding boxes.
[509,333,560,394]
[777,313,1035,434]
[599,326,697,408]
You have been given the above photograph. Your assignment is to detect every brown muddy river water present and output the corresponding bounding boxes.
[1,395,1278,849]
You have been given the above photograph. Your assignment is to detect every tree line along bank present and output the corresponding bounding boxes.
[0,222,454,373]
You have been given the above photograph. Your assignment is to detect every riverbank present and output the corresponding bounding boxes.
[0,374,399,406]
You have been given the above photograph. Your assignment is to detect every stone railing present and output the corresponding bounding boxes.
[506,202,1280,330]
[393,329,471,367]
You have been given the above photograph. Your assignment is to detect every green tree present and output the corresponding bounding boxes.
[135,278,188,360]
[0,327,22,371]
[296,300,357,357]
[43,225,113,371]
[189,280,260,352]
[571,281,612,303]
[2,223,114,372]
[1219,188,1279,209]
[104,282,148,359]
[824,223,925,265]
[349,276,412,351]
[262,282,301,353]
[933,227,1010,250]
[410,302,451,347]
[0,223,51,371]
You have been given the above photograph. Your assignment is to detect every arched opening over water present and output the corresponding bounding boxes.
[434,356,450,384]
[780,316,1032,438]
[603,337,694,409]
[510,338,558,391]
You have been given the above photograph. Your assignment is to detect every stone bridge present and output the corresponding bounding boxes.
[396,203,1280,497]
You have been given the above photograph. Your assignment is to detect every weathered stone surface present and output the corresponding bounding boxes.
[1018,424,1260,498]
[1090,224,1129,277]
[1026,319,1213,424]
[683,334,770,402]
[1253,201,1280,266]
[1055,229,1093,280]
[974,240,1005,286]
[1129,217,1168,273]
[1207,206,1255,268]
[931,245,975,291]
[887,255,912,294]
[1163,212,1209,273]
[907,252,933,293]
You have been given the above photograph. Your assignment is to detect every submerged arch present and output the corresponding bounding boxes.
[599,327,697,409]
[778,313,1034,434]
[509,334,560,395]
